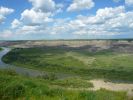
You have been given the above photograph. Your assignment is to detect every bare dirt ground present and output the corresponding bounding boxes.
[0,40,133,53]
[90,79,133,97]
[65,79,133,98]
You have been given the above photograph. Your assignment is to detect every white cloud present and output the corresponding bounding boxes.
[15,0,62,31]
[0,6,14,15]
[2,5,133,39]
[29,0,55,12]
[0,6,14,24]
[67,0,95,12]
[94,6,125,23]
[0,15,5,24]
[11,19,21,28]
[125,0,133,6]
[50,6,132,37]
[29,0,63,13]
[21,9,53,24]
[73,6,132,34]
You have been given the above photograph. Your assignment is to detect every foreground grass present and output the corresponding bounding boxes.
[3,47,133,82]
[51,77,93,88]
[0,70,127,100]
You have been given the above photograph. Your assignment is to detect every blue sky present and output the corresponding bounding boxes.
[0,0,133,40]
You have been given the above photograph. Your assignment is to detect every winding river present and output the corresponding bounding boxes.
[0,47,11,68]
[0,47,133,97]
[0,47,48,77]
[0,47,73,78]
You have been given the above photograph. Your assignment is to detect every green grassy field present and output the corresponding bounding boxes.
[0,70,127,100]
[3,46,133,82]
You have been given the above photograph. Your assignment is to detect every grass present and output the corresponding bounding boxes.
[3,46,133,82]
[51,77,93,88]
[0,47,3,51]
[0,69,128,100]
[92,54,133,70]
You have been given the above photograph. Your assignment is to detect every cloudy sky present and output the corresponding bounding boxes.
[0,0,133,40]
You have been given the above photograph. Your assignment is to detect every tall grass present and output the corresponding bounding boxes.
[0,70,128,100]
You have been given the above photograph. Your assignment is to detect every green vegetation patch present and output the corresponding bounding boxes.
[0,47,3,51]
[51,77,93,88]
[3,47,133,82]
[0,70,128,100]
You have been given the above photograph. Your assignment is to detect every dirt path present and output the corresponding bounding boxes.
[56,79,133,98]
[90,79,133,97]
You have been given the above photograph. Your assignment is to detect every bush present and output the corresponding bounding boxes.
[4,70,17,76]
[2,83,25,99]
[38,73,57,81]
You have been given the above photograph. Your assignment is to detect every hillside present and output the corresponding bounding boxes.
[0,70,127,100]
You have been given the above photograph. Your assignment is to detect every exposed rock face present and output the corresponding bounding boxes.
[0,40,133,53]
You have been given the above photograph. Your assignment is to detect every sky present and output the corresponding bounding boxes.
[0,0,133,40]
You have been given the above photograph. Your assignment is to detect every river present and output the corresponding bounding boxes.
[0,47,48,77]
[0,47,73,78]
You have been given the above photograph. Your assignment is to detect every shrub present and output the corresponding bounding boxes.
[3,83,25,99]
[38,73,57,81]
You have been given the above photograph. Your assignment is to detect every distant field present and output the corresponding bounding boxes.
[0,70,127,100]
[3,46,133,82]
